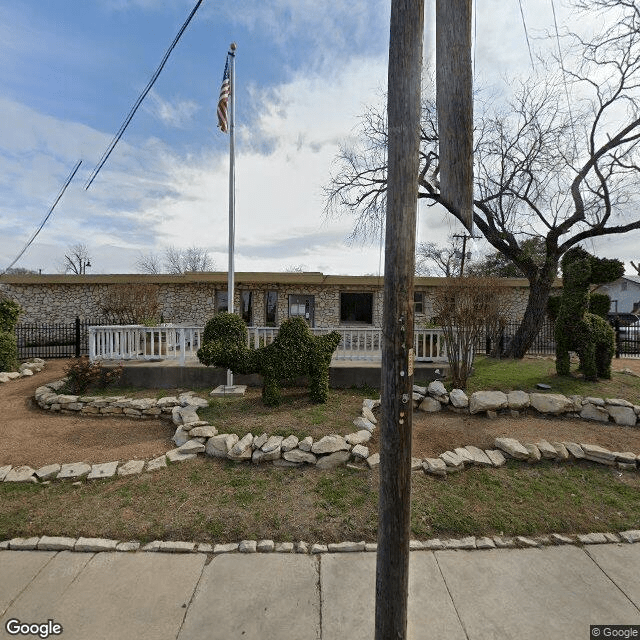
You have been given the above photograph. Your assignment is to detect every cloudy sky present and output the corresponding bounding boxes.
[1,0,636,275]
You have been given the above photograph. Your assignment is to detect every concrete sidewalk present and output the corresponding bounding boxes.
[1,545,639,639]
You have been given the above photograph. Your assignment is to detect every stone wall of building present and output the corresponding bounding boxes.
[1,274,547,328]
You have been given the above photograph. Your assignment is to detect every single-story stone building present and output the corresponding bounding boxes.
[0,271,558,328]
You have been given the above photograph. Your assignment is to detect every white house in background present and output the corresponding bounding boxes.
[595,275,640,313]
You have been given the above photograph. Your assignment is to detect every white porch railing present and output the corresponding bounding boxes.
[89,324,447,365]
[88,325,203,366]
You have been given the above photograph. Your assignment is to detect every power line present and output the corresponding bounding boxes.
[84,0,204,190]
[4,160,83,273]
[518,0,535,69]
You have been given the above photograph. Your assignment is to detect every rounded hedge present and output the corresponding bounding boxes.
[0,329,18,372]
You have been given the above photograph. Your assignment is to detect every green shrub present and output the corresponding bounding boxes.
[198,313,341,406]
[0,330,18,372]
[589,292,611,319]
[547,296,561,322]
[0,298,21,332]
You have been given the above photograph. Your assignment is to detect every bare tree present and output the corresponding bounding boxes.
[136,246,214,274]
[415,237,462,276]
[62,243,92,275]
[325,2,640,357]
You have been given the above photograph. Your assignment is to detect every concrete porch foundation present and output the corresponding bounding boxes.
[104,360,448,390]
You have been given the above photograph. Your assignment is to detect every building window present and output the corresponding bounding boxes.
[414,292,424,314]
[340,292,373,324]
[241,291,252,325]
[265,290,277,326]
[216,291,228,313]
[622,281,628,291]
[288,295,315,326]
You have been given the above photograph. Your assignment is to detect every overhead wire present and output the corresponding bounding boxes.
[4,160,83,273]
[84,0,204,190]
[518,0,536,69]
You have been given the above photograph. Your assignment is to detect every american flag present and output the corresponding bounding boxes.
[217,56,231,133]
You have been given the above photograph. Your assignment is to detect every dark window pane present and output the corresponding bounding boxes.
[217,291,228,313]
[340,293,373,324]
[265,291,277,325]
[241,291,252,324]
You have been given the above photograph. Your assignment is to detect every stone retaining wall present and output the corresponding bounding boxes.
[2,378,639,485]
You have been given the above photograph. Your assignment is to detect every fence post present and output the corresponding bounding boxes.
[75,317,81,358]
[614,318,620,358]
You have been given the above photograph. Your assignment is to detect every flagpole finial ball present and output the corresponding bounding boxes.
[230,42,237,51]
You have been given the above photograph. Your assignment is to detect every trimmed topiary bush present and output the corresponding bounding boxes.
[589,292,611,320]
[555,247,624,381]
[198,313,341,406]
[0,330,18,372]
[0,298,21,332]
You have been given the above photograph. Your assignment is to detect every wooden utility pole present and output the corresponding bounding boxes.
[436,0,474,232]
[375,2,424,639]
[453,233,480,277]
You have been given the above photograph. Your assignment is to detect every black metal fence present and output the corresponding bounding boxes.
[16,318,108,360]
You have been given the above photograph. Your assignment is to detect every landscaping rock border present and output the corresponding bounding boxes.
[3,378,640,485]
[0,358,46,383]
[2,530,640,555]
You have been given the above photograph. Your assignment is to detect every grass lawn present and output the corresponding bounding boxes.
[4,356,638,544]
[455,355,640,399]
[1,458,639,543]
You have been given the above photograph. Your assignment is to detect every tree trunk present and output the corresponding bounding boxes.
[375,2,424,639]
[503,269,556,358]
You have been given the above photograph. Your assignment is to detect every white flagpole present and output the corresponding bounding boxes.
[227,42,237,389]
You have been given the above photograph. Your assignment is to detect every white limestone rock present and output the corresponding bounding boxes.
[439,450,465,469]
[464,446,493,466]
[257,539,275,552]
[178,440,206,455]
[146,455,167,472]
[38,536,76,551]
[117,460,145,476]
[0,465,11,481]
[362,406,378,424]
[418,397,442,412]
[580,403,610,423]
[345,430,372,446]
[619,530,640,544]
[311,434,350,455]
[366,453,380,469]
[57,462,91,480]
[562,442,584,459]
[507,390,530,410]
[351,444,369,460]
[469,391,508,414]
[166,448,197,463]
[280,435,299,452]
[327,541,366,552]
[252,447,281,463]
[205,433,239,458]
[316,450,351,470]
[523,443,541,463]
[485,449,506,467]
[607,405,637,426]
[535,440,559,460]
[157,396,179,408]
[494,437,530,460]
[283,448,317,464]
[363,398,381,410]
[262,435,285,453]
[449,389,469,408]
[422,458,447,476]
[253,433,269,449]
[35,464,61,480]
[188,426,218,438]
[551,442,570,461]
[87,461,119,480]
[4,466,37,483]
[239,540,257,553]
[529,393,573,415]
[75,537,118,552]
[453,447,475,464]
[227,432,254,460]
[353,416,375,433]
[427,380,447,398]
[172,426,191,447]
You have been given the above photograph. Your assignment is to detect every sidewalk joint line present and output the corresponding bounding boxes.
[583,546,640,614]
[316,555,323,640]
[434,551,471,640]
[175,553,208,639]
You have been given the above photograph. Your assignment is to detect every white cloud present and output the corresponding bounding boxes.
[144,92,200,128]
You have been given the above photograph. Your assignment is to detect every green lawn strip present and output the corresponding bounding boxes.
[461,356,640,399]
[197,387,369,441]
[2,459,638,544]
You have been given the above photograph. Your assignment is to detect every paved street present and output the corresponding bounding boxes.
[2,545,639,639]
